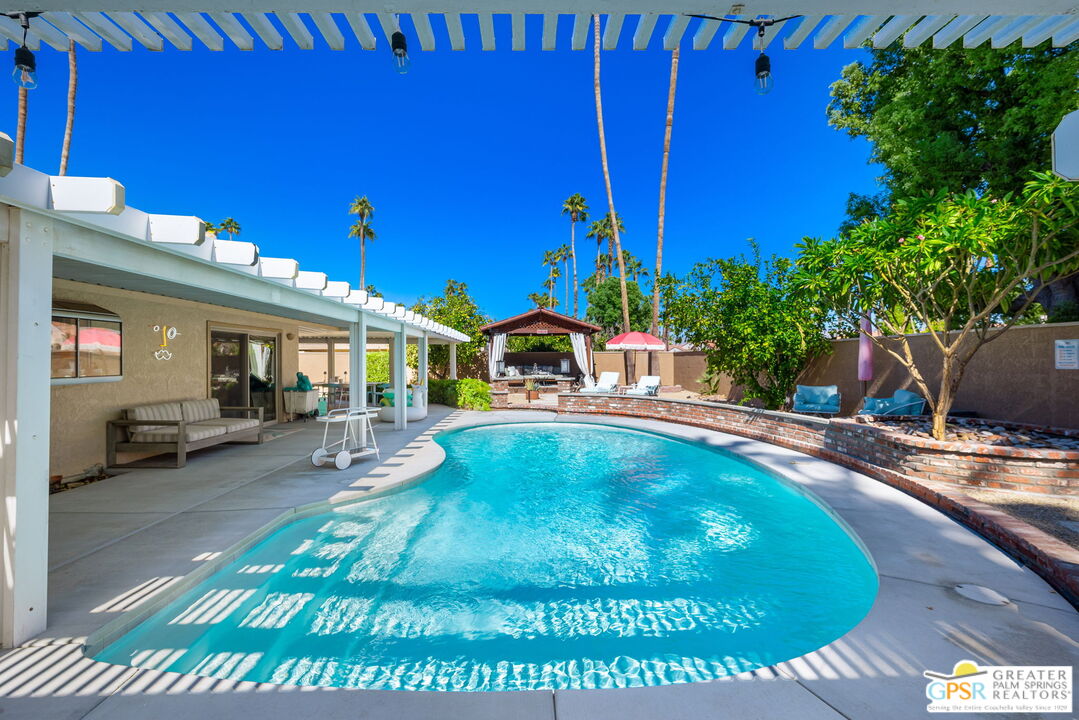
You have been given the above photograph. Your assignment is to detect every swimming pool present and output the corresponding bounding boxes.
[94,422,877,691]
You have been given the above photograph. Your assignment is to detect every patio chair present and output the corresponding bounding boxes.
[858,388,927,416]
[792,384,841,416]
[624,375,661,396]
[579,371,620,394]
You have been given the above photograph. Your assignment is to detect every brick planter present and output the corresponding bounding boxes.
[557,393,1079,607]
[490,390,509,409]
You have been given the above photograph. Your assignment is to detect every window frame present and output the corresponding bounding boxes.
[51,307,124,385]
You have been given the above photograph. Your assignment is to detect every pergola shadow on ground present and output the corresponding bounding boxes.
[0,408,1075,720]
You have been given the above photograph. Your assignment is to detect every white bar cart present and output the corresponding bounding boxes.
[310,407,380,470]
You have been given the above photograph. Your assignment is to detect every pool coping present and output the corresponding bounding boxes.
[16,409,1079,720]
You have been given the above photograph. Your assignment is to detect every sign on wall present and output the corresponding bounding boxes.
[153,324,180,360]
[1056,339,1078,370]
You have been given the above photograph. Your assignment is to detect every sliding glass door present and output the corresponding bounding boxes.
[210,330,278,422]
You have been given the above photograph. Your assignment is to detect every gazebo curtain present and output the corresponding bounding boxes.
[569,332,594,387]
[487,333,507,379]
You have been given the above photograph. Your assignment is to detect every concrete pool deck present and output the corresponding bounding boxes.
[1,407,1076,719]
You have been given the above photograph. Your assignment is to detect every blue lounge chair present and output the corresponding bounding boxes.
[858,388,926,416]
[792,385,841,416]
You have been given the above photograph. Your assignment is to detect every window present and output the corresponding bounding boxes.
[51,302,122,383]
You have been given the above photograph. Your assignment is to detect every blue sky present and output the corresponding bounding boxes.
[5,15,882,319]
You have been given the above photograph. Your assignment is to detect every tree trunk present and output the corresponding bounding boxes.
[360,237,366,290]
[564,258,569,310]
[571,219,579,317]
[59,40,77,176]
[592,15,631,335]
[652,45,678,336]
[15,88,28,164]
[930,356,963,441]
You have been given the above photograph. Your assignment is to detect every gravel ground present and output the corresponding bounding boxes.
[962,488,1079,549]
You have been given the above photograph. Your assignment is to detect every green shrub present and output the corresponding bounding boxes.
[1049,301,1079,324]
[366,351,389,383]
[426,378,491,411]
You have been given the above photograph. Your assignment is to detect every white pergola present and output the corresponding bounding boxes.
[0,132,466,648]
[0,4,1076,53]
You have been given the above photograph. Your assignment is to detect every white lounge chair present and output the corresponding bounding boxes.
[579,371,620,394]
[624,376,661,396]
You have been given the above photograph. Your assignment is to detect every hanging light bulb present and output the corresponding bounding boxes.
[13,45,36,90]
[391,30,409,74]
[754,52,773,95]
[9,12,37,90]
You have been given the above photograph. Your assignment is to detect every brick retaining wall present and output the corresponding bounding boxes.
[557,393,1079,607]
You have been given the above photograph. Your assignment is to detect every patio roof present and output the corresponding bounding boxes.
[0,142,468,343]
[480,307,601,336]
[3,7,1076,54]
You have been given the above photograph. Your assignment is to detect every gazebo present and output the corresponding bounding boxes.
[480,308,601,394]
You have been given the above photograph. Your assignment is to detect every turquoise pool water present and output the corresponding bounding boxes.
[95,422,877,691]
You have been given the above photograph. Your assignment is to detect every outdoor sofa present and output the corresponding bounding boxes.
[858,388,927,416]
[792,385,841,416]
[106,398,263,469]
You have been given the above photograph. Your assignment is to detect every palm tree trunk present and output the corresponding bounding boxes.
[360,237,366,289]
[564,257,569,311]
[571,220,579,317]
[593,15,631,335]
[652,46,678,335]
[15,88,28,164]
[59,40,77,176]
[593,14,634,382]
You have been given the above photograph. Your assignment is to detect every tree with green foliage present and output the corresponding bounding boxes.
[828,43,1079,312]
[412,279,491,379]
[585,276,650,338]
[660,243,830,410]
[561,194,589,317]
[527,291,557,310]
[586,213,625,280]
[796,173,1079,440]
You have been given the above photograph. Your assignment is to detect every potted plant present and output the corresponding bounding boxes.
[524,378,540,402]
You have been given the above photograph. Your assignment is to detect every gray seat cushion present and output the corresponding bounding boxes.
[194,418,260,433]
[130,424,227,444]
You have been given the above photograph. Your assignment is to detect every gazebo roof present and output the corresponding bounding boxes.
[479,308,601,336]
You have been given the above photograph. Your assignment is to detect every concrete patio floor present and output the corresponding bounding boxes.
[1,407,1076,719]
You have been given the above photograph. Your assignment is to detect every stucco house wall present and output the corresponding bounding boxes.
[49,279,313,478]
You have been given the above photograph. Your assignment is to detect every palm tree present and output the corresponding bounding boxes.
[542,249,562,303]
[219,217,241,240]
[58,40,77,176]
[622,250,649,283]
[586,214,625,278]
[204,221,219,237]
[558,243,571,311]
[527,291,556,309]
[347,195,376,289]
[653,46,679,335]
[561,194,589,317]
[593,14,633,378]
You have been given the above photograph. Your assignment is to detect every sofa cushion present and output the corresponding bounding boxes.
[796,385,839,405]
[182,398,221,423]
[889,389,925,415]
[194,417,260,433]
[127,402,183,433]
[130,424,226,444]
[859,396,893,415]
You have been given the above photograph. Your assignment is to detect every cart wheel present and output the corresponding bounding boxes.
[334,450,352,470]
[311,448,328,467]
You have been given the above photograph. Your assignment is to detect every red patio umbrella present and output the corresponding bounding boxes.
[606,331,666,381]
[604,331,666,351]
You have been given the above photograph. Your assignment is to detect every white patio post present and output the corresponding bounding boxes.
[448,343,457,380]
[349,315,366,409]
[393,324,407,430]
[0,207,53,647]
[326,339,335,382]
[419,332,428,383]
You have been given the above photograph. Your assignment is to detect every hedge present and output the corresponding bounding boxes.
[427,378,491,411]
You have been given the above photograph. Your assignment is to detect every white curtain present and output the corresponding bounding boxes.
[487,333,507,379]
[570,332,594,387]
